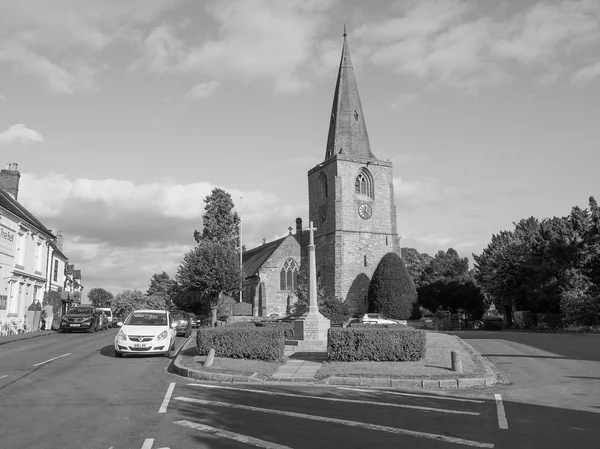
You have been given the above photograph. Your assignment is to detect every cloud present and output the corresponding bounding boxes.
[356,0,600,94]
[18,172,299,293]
[0,124,44,145]
[571,60,600,84]
[134,0,336,93]
[393,177,442,208]
[188,80,221,99]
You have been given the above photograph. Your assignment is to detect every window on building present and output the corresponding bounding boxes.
[0,295,6,310]
[53,260,59,282]
[279,259,299,291]
[16,232,25,266]
[320,173,328,200]
[354,169,374,198]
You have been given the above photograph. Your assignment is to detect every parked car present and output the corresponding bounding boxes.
[275,313,303,323]
[114,309,177,357]
[187,313,200,328]
[59,306,100,333]
[170,309,192,337]
[358,313,401,325]
[95,308,114,328]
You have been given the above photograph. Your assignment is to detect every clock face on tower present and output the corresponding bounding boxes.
[358,203,372,220]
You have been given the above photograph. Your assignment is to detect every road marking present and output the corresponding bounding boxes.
[187,383,478,415]
[158,382,176,413]
[0,375,7,380]
[338,387,485,403]
[494,394,508,429]
[33,353,71,367]
[175,420,292,449]
[175,397,494,448]
[141,439,154,449]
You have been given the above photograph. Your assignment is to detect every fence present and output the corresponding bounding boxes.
[0,317,31,336]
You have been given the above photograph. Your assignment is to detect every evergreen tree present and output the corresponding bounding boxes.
[368,252,417,320]
[88,287,114,308]
[147,272,177,310]
[194,188,240,249]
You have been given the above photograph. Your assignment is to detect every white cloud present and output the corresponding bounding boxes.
[571,60,600,84]
[394,177,442,207]
[356,0,600,94]
[0,124,44,145]
[188,80,221,99]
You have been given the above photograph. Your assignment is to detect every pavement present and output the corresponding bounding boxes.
[171,331,504,389]
[0,329,56,346]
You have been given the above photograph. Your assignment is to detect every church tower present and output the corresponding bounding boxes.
[308,30,401,313]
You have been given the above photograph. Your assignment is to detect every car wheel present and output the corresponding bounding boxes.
[87,326,94,333]
[184,328,191,338]
[164,344,172,358]
[115,350,123,358]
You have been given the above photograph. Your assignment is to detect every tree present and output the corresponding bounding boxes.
[111,289,148,317]
[147,272,177,310]
[194,188,240,249]
[401,247,432,289]
[88,288,114,308]
[368,252,417,320]
[176,240,242,326]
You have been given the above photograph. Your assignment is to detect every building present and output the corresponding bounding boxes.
[241,32,401,317]
[46,232,84,314]
[0,163,55,328]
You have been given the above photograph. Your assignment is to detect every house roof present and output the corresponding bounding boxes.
[0,189,54,237]
[50,242,68,260]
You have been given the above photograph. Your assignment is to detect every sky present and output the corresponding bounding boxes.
[1,0,599,297]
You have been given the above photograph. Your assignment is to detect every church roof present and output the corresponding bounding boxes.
[0,189,54,238]
[324,29,375,161]
[242,236,287,278]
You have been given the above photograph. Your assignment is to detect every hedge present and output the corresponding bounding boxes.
[327,327,426,362]
[197,326,284,361]
[255,321,295,339]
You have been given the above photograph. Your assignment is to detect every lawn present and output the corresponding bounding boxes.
[316,332,489,379]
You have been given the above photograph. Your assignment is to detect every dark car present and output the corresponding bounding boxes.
[187,313,200,329]
[59,306,99,333]
[275,313,303,323]
[170,309,192,337]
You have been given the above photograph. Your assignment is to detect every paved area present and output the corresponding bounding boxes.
[0,329,56,345]
[271,351,327,380]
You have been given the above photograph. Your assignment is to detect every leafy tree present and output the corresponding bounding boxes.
[88,288,114,308]
[172,288,205,315]
[147,272,177,310]
[194,188,240,249]
[111,289,149,317]
[401,247,432,289]
[176,240,242,326]
[368,252,417,320]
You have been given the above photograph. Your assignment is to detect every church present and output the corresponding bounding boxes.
[241,32,401,318]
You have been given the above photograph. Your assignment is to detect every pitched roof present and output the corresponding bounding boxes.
[0,189,54,237]
[242,236,286,278]
[324,30,375,161]
[50,242,68,260]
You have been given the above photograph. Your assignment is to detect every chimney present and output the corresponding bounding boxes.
[67,264,74,275]
[0,163,20,200]
[73,270,81,280]
[56,230,64,251]
[295,217,303,239]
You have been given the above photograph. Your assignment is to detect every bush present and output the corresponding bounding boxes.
[320,296,352,325]
[512,311,532,329]
[197,326,284,361]
[483,317,503,330]
[256,321,295,339]
[368,252,417,320]
[560,288,600,326]
[227,321,258,327]
[327,327,426,362]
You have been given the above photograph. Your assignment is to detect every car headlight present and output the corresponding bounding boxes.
[180,320,188,325]
[155,330,168,341]
[117,329,127,341]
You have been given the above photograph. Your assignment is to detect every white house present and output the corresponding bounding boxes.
[0,164,55,330]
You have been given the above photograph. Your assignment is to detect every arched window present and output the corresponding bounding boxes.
[355,169,374,198]
[279,259,299,291]
[320,173,328,200]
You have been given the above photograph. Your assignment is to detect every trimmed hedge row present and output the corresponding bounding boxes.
[327,327,426,362]
[256,321,295,339]
[197,326,284,361]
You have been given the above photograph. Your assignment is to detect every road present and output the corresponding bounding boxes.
[0,330,598,448]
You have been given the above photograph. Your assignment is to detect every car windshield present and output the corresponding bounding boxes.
[70,308,94,314]
[124,312,167,326]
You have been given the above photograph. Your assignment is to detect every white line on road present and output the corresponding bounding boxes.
[32,353,71,367]
[494,394,508,429]
[337,387,485,403]
[175,420,292,449]
[174,397,494,448]
[158,382,176,413]
[187,383,479,415]
[140,438,154,449]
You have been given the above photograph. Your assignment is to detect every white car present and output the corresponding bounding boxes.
[114,309,177,358]
[95,307,114,328]
[359,313,401,325]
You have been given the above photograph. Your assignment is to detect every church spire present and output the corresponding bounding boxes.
[324,28,374,160]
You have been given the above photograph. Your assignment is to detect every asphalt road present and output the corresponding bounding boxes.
[0,329,598,449]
